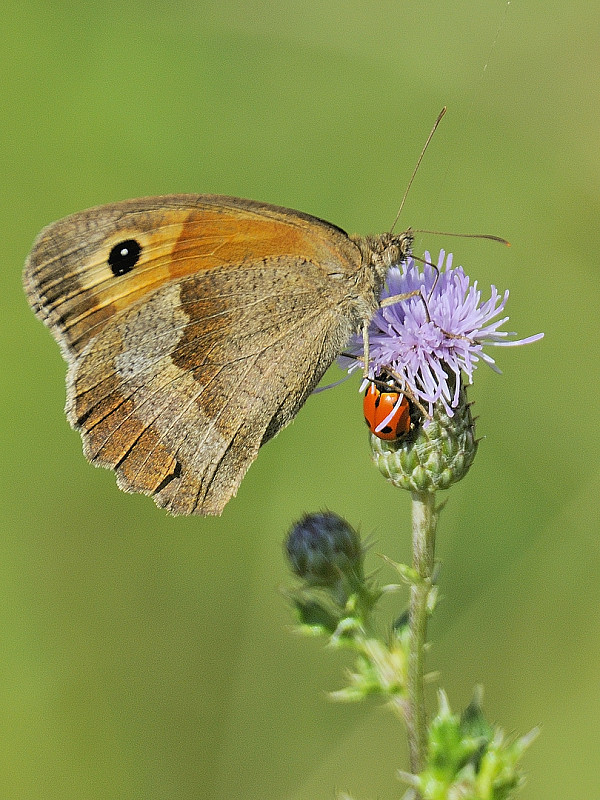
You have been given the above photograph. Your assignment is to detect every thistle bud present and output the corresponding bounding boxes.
[369,382,477,492]
[285,512,363,588]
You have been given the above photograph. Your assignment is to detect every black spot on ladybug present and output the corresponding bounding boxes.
[108,239,142,276]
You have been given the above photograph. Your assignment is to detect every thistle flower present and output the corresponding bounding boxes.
[342,250,544,417]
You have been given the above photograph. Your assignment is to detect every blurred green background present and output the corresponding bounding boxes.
[2,1,598,797]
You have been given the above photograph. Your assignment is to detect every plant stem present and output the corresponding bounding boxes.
[406,490,438,776]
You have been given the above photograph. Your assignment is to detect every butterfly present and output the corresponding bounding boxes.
[23,193,413,515]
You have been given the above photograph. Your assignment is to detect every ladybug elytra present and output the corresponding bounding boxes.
[363,379,412,441]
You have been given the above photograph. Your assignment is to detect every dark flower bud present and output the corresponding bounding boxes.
[285,512,363,588]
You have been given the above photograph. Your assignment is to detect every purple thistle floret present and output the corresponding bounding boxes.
[343,250,543,417]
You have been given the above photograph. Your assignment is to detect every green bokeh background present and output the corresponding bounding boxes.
[2,1,598,798]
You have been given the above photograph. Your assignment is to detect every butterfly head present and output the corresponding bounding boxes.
[351,229,414,289]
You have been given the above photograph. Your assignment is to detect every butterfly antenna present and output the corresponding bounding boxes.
[390,107,447,234]
[413,229,510,246]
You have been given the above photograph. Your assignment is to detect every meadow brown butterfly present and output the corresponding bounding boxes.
[23,194,414,515]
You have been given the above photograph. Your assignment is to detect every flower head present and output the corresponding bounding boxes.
[342,250,543,416]
[285,511,364,588]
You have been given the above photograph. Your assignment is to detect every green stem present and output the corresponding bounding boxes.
[407,490,438,777]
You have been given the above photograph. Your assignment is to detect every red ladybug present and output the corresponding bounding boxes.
[363,380,411,441]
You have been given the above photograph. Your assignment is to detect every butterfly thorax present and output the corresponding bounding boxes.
[348,229,414,310]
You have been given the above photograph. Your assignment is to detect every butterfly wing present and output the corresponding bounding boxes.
[24,195,365,515]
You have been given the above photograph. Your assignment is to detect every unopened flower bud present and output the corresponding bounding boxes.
[285,512,363,587]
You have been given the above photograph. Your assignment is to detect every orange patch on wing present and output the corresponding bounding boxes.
[167,210,331,275]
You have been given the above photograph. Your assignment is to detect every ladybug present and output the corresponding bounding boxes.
[363,379,411,441]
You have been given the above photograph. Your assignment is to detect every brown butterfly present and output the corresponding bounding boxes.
[23,193,413,515]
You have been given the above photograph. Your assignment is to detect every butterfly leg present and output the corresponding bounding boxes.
[379,288,421,308]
